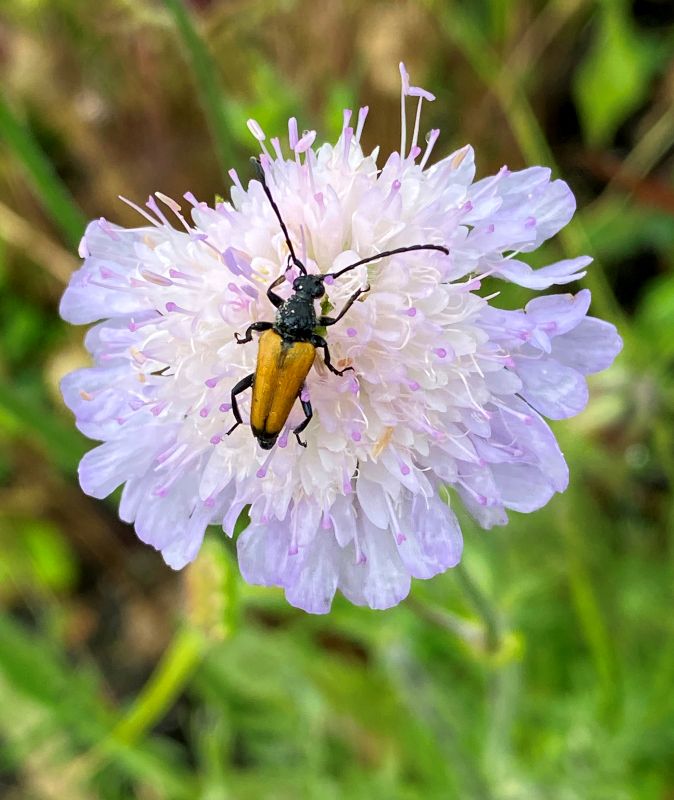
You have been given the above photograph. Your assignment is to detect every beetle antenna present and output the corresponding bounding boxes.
[251,158,307,275]
[327,243,449,280]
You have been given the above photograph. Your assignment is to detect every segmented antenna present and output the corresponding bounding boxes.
[328,243,449,280]
[251,158,307,275]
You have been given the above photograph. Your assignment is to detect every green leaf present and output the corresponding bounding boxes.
[574,3,652,147]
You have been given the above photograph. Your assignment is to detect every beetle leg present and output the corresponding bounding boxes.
[226,373,254,435]
[311,334,353,376]
[235,321,273,343]
[292,389,313,448]
[318,284,370,327]
[266,273,286,309]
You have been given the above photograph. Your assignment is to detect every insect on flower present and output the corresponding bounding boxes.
[59,63,623,612]
[228,158,449,450]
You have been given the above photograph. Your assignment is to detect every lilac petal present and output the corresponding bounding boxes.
[428,145,476,188]
[348,519,411,610]
[61,366,135,440]
[525,289,591,337]
[490,463,555,512]
[493,256,591,289]
[330,495,357,547]
[459,489,508,529]
[492,170,576,250]
[488,398,568,492]
[356,475,391,529]
[237,518,293,588]
[396,494,463,579]
[514,356,588,419]
[455,466,508,529]
[60,223,154,324]
[284,534,340,614]
[78,428,160,498]
[60,265,151,324]
[550,317,623,375]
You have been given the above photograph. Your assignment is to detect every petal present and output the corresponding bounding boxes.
[396,494,463,579]
[360,522,411,610]
[524,289,591,337]
[493,256,591,289]
[514,356,588,419]
[490,462,556,512]
[284,533,340,614]
[78,426,161,498]
[237,518,293,588]
[550,317,623,375]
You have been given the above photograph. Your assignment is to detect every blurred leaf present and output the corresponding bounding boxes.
[635,275,674,361]
[573,3,653,147]
[0,381,86,476]
[23,520,78,592]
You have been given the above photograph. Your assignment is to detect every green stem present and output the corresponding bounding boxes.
[558,494,621,723]
[454,562,501,653]
[0,94,86,249]
[112,626,205,744]
[160,0,238,180]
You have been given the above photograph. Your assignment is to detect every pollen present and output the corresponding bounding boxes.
[372,427,395,459]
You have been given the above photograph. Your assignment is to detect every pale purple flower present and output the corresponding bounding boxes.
[60,65,622,613]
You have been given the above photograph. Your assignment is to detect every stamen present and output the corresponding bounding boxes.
[270,137,284,160]
[228,169,243,190]
[295,130,316,154]
[355,106,369,142]
[343,126,353,164]
[165,302,195,315]
[420,129,440,169]
[146,195,171,227]
[399,62,408,157]
[140,269,173,286]
[410,96,424,156]
[156,192,193,233]
[118,196,162,228]
[288,117,299,149]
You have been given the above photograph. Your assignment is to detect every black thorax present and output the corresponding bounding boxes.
[274,291,318,342]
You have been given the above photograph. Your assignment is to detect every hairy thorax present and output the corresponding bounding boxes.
[275,295,317,340]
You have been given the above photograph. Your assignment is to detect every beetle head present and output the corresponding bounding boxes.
[293,274,325,299]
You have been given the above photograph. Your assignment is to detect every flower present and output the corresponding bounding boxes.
[60,63,622,613]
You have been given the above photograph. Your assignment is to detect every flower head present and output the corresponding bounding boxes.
[60,65,622,612]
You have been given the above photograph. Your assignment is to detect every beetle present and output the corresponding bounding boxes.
[226,159,449,450]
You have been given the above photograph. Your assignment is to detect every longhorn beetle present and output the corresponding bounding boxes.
[226,159,449,450]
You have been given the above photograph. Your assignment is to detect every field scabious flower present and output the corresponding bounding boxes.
[60,64,622,613]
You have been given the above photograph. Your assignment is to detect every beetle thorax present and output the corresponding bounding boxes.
[275,294,318,340]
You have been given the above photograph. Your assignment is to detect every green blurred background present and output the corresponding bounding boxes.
[1,0,674,797]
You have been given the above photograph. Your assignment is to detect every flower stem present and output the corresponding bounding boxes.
[112,626,205,745]
[454,562,501,653]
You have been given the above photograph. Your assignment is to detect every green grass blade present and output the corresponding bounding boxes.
[161,0,239,179]
[0,94,86,250]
